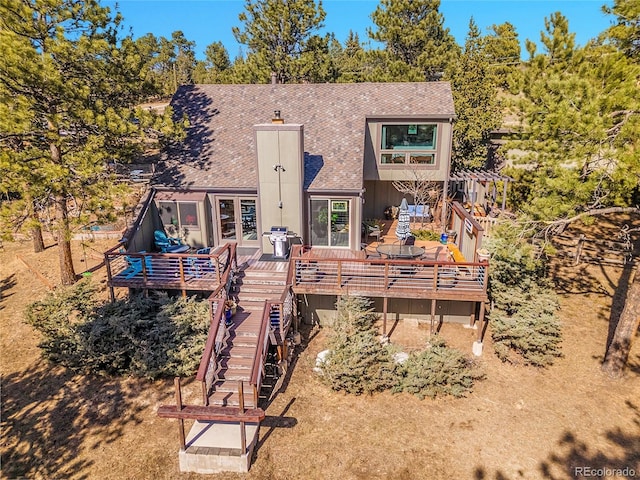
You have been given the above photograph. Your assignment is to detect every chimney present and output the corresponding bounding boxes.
[271,72,277,84]
[272,110,284,124]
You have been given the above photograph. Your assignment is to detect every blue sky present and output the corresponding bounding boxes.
[106,0,614,60]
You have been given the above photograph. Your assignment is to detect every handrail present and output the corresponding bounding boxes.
[250,301,272,388]
[196,298,225,403]
[195,242,238,404]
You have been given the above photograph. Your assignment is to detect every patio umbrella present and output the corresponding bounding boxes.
[395,198,411,245]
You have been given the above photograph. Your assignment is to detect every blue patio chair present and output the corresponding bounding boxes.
[154,230,189,253]
[186,247,216,277]
[122,253,153,279]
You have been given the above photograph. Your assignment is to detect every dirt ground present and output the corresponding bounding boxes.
[1,220,639,480]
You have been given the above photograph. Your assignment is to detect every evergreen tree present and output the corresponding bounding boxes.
[232,0,328,83]
[320,296,396,395]
[507,12,640,221]
[484,22,521,91]
[368,0,459,80]
[446,19,502,170]
[193,41,232,84]
[134,31,196,96]
[602,0,640,59]
[0,0,182,284]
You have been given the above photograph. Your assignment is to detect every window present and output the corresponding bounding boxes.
[159,201,200,235]
[380,124,437,165]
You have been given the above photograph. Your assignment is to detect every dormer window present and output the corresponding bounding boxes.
[380,123,437,165]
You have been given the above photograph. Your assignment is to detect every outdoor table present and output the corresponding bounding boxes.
[376,244,425,259]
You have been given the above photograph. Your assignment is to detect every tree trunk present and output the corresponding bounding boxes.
[31,224,45,253]
[24,190,45,253]
[601,264,640,378]
[56,194,76,285]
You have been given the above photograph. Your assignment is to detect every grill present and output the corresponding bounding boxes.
[264,226,290,259]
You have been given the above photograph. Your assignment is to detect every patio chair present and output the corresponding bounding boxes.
[367,225,382,243]
[122,253,153,279]
[154,230,189,253]
[187,247,216,277]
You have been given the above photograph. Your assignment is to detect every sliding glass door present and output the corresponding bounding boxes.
[309,198,350,248]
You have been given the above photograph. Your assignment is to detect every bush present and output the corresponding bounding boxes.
[319,296,484,398]
[25,280,211,378]
[394,337,484,399]
[486,221,563,366]
[412,229,440,241]
[319,296,397,394]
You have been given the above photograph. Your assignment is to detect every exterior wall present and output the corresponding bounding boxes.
[299,294,474,327]
[127,201,162,253]
[363,117,453,182]
[255,124,305,253]
[363,180,407,221]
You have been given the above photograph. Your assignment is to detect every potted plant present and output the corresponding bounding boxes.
[476,248,490,262]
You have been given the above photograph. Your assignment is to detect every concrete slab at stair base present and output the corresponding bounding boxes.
[179,420,260,474]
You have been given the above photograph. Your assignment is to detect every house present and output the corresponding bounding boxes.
[147,82,455,250]
[106,82,490,473]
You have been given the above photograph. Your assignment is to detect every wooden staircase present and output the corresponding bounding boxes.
[207,266,287,409]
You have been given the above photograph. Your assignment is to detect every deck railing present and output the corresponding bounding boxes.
[104,243,235,296]
[290,252,489,301]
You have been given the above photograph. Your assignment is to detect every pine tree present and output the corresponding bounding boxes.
[320,296,396,394]
[193,41,232,84]
[602,0,640,59]
[507,11,640,221]
[368,0,459,80]
[0,0,183,284]
[232,0,327,83]
[446,19,502,170]
[484,22,521,91]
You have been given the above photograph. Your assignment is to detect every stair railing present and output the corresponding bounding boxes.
[249,301,272,407]
[196,242,238,405]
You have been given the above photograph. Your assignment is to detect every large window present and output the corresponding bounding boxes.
[380,124,437,165]
[159,201,199,235]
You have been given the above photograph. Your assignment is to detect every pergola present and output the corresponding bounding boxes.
[449,169,514,215]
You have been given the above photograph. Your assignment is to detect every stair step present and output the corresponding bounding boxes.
[208,389,257,408]
[218,357,253,370]
[216,367,252,381]
[219,345,256,358]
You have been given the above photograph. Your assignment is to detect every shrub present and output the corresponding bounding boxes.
[319,296,397,394]
[394,337,484,399]
[319,296,483,398]
[486,221,563,366]
[25,281,210,378]
[412,229,440,241]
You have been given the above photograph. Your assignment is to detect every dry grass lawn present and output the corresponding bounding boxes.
[1,222,639,479]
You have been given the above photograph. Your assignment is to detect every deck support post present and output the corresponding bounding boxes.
[430,299,437,335]
[383,296,388,335]
[476,301,486,342]
[174,377,186,451]
[238,381,247,453]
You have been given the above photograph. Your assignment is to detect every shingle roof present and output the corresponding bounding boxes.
[157,82,455,191]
